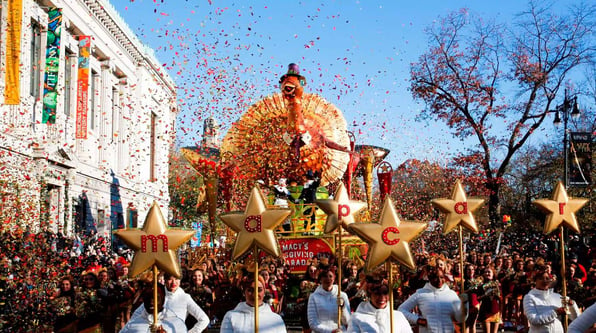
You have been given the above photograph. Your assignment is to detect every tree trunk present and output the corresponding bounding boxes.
[487,180,501,229]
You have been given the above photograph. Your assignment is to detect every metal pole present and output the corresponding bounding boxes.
[559,226,569,332]
[459,225,466,333]
[254,244,260,333]
[337,224,343,330]
[561,90,569,333]
[387,262,394,333]
[152,265,158,331]
[563,90,569,189]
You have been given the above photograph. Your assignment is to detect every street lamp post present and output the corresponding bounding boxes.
[549,88,580,332]
[552,89,581,188]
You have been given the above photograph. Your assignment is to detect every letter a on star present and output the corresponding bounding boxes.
[431,180,484,235]
[220,187,291,260]
[114,202,195,278]
[533,182,588,234]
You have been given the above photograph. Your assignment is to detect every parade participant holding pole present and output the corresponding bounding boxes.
[163,273,209,333]
[219,187,292,333]
[120,284,186,333]
[431,179,484,333]
[347,273,411,333]
[349,196,428,333]
[533,182,589,331]
[220,276,287,333]
[398,260,467,333]
[307,267,351,333]
[523,266,580,333]
[114,202,195,332]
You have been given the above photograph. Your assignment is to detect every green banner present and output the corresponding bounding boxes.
[42,8,62,124]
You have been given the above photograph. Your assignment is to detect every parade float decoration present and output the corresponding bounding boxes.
[219,186,291,332]
[181,65,393,329]
[377,161,393,203]
[349,197,427,332]
[431,179,484,333]
[316,182,366,330]
[219,63,351,186]
[183,63,358,241]
[114,202,194,329]
[532,182,588,330]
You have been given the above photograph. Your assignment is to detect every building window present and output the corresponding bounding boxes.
[30,21,42,98]
[111,86,119,143]
[89,71,97,130]
[127,204,138,228]
[64,51,75,117]
[150,112,156,182]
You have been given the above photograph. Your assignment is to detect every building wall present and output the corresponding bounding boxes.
[0,0,177,238]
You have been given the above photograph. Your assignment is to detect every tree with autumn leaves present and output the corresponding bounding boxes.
[410,2,595,227]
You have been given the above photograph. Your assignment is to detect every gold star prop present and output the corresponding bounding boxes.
[220,187,291,260]
[349,197,427,271]
[533,182,588,234]
[316,182,367,234]
[114,202,194,278]
[431,180,484,235]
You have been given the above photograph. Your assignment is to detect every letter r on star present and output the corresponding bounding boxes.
[533,182,588,234]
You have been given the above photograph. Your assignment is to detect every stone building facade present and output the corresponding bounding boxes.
[0,0,177,239]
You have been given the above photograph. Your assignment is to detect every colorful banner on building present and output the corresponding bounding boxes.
[4,0,23,104]
[75,36,91,138]
[569,132,593,187]
[279,237,334,274]
[41,8,62,124]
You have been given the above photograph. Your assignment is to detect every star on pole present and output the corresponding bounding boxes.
[431,180,484,235]
[220,187,291,260]
[114,202,194,278]
[315,182,367,234]
[532,182,588,234]
[349,198,427,271]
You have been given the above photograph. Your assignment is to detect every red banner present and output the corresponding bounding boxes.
[75,36,91,139]
[279,237,334,274]
[377,161,393,203]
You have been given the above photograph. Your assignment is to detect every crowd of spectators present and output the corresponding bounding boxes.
[0,223,595,332]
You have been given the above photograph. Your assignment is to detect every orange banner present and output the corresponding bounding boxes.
[75,36,91,139]
[4,0,23,105]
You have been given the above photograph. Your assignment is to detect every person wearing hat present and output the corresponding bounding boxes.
[279,62,312,166]
[273,178,292,208]
[347,273,412,333]
[569,252,587,284]
[279,63,307,133]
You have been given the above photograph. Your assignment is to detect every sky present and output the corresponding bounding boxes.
[109,0,582,168]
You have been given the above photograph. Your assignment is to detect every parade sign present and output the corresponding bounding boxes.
[279,237,334,273]
[569,132,593,187]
